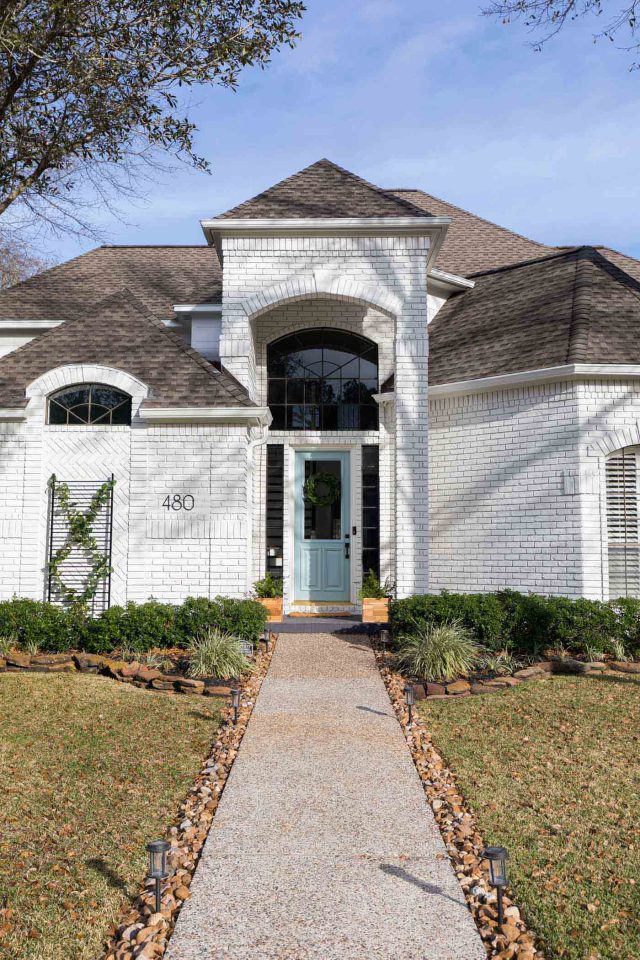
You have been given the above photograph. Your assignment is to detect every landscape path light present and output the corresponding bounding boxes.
[231,686,241,724]
[146,839,171,914]
[403,683,415,724]
[263,626,271,652]
[482,845,509,925]
[379,629,389,655]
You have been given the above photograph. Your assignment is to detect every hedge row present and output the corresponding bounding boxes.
[389,590,640,659]
[0,596,268,654]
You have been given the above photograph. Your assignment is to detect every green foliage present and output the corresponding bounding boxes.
[253,574,283,598]
[174,596,267,644]
[478,649,527,676]
[395,621,481,682]
[0,598,75,653]
[47,476,115,609]
[0,1,304,232]
[187,628,250,679]
[390,591,507,650]
[84,600,176,654]
[359,569,394,599]
[391,589,640,660]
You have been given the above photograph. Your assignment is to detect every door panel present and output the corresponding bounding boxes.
[295,451,350,602]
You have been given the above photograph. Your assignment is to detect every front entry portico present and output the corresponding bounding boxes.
[294,450,351,602]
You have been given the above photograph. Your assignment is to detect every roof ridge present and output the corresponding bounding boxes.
[310,160,434,217]
[389,188,551,250]
[467,247,583,279]
[566,251,592,363]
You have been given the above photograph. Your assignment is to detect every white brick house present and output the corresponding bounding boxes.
[1,159,640,613]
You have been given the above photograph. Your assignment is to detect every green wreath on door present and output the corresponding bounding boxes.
[303,472,340,507]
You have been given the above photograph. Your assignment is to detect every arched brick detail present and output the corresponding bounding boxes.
[25,364,149,419]
[586,424,640,458]
[241,270,400,320]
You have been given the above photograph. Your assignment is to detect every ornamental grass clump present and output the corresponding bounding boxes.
[396,620,480,683]
[187,628,251,680]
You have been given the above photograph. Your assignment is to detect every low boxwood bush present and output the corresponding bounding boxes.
[0,593,268,654]
[389,591,507,651]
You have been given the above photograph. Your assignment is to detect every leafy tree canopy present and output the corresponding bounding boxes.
[0,0,304,233]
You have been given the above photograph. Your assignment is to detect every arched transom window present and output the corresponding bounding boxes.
[267,329,378,431]
[606,448,640,597]
[48,384,132,425]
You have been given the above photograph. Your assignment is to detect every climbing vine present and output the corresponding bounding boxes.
[47,475,116,608]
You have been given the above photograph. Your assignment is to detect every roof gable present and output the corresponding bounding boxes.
[0,289,252,408]
[216,159,434,220]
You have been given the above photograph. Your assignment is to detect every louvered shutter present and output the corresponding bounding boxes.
[606,450,640,598]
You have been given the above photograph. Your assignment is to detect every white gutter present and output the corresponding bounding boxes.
[173,303,222,314]
[0,407,27,420]
[429,364,640,398]
[0,319,62,330]
[202,216,451,235]
[429,268,475,291]
[140,406,272,426]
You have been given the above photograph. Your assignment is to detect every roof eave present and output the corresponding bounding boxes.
[430,363,640,397]
[140,405,271,425]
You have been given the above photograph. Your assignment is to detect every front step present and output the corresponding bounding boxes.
[288,601,359,618]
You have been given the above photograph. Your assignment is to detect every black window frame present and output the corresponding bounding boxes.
[267,328,379,432]
[47,383,132,426]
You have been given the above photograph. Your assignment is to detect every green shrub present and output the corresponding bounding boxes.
[253,574,283,598]
[390,591,507,650]
[0,598,76,653]
[175,596,267,645]
[83,600,176,654]
[609,597,640,657]
[359,569,394,600]
[187,628,251,679]
[395,620,480,682]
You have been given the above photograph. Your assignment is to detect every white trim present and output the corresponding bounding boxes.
[429,268,475,291]
[429,364,640,398]
[140,405,272,425]
[173,303,222,314]
[202,216,451,237]
[0,407,27,420]
[241,270,402,320]
[373,392,394,405]
[0,319,62,330]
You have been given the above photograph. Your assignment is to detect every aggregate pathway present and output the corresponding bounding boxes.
[166,632,485,960]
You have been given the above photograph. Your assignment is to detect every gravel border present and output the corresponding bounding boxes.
[102,638,277,960]
[376,648,545,960]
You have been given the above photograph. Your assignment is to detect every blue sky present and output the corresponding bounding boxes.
[48,0,640,262]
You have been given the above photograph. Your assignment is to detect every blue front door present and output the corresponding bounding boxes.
[295,451,350,602]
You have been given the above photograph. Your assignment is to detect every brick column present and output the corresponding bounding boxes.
[394,296,430,598]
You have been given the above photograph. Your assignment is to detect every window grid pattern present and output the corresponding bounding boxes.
[606,450,640,598]
[48,384,132,426]
[267,328,379,432]
[361,445,380,579]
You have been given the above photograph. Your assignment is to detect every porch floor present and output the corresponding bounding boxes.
[165,631,485,960]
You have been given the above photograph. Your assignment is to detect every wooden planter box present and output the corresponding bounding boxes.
[362,597,390,623]
[257,597,283,622]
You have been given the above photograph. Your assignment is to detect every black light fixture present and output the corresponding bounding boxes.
[379,629,389,655]
[263,626,271,652]
[146,839,171,913]
[403,683,415,724]
[231,686,241,724]
[482,846,509,924]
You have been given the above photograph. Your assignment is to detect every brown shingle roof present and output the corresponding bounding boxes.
[0,245,221,322]
[427,247,640,385]
[216,159,435,220]
[0,289,253,408]
[388,189,554,277]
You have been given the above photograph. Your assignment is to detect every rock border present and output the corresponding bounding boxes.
[377,648,544,960]
[0,643,276,699]
[405,656,640,701]
[100,637,276,960]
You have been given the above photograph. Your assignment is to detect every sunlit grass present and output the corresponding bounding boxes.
[0,673,222,959]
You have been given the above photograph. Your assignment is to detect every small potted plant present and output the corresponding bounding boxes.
[359,569,394,623]
[253,574,283,622]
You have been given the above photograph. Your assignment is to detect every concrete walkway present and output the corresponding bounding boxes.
[166,633,485,960]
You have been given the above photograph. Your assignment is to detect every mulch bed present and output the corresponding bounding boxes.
[376,647,544,960]
[102,637,276,960]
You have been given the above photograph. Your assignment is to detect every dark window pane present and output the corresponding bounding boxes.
[360,406,379,430]
[287,379,304,403]
[305,406,320,429]
[322,405,338,430]
[270,406,286,430]
[268,379,286,404]
[363,486,378,508]
[111,399,132,425]
[305,379,322,404]
[290,405,305,429]
[48,401,67,424]
[338,405,359,430]
[48,383,131,426]
[304,460,341,540]
[323,380,341,403]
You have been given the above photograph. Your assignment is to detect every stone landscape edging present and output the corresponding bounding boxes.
[102,635,277,960]
[405,656,640,701]
[0,644,276,698]
[376,648,544,960]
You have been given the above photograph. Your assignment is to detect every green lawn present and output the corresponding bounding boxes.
[419,674,640,960]
[0,673,223,960]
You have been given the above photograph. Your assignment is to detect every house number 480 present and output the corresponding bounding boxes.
[162,494,195,511]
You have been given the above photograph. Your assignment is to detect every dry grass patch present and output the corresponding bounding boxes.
[419,675,640,960]
[0,672,222,960]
